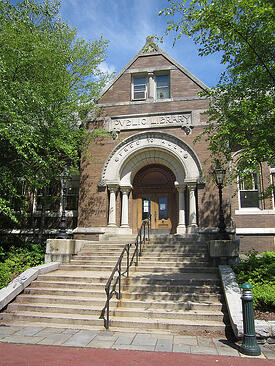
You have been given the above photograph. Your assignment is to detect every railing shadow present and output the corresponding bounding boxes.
[99,218,150,329]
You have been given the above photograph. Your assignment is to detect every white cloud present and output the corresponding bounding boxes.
[99,61,116,75]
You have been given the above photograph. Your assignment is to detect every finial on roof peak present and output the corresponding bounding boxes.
[143,36,158,54]
[146,36,154,44]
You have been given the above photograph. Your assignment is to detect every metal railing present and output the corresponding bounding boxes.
[100,218,150,329]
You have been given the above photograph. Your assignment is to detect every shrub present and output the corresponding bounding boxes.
[0,242,44,290]
[0,263,11,288]
[233,250,275,311]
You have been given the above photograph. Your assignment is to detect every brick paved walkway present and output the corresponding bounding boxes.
[0,325,274,365]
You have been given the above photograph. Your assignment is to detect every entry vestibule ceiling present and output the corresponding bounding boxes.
[101,131,202,186]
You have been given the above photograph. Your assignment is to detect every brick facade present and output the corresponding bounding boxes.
[76,40,275,253]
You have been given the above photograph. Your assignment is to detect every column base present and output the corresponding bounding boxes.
[105,226,132,235]
[176,225,187,235]
[107,224,117,227]
[187,225,198,234]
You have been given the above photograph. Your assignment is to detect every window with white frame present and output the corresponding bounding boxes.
[238,172,260,208]
[156,74,170,99]
[132,76,147,100]
[131,72,170,101]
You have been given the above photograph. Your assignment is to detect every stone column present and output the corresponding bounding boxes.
[176,184,186,234]
[120,186,131,227]
[108,184,119,227]
[188,183,198,233]
[148,72,155,100]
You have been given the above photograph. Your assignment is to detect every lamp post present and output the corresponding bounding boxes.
[214,165,229,240]
[56,168,70,239]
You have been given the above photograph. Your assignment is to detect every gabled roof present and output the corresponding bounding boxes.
[99,37,208,99]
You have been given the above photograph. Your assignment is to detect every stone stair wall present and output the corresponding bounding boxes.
[1,234,229,335]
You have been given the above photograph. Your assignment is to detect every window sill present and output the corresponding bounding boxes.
[33,210,78,217]
[131,98,172,103]
[235,209,275,215]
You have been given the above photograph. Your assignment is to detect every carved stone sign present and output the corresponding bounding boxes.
[107,113,192,133]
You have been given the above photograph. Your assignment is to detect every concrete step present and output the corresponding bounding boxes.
[127,274,220,286]
[134,266,218,274]
[76,254,209,260]
[31,281,106,290]
[14,294,223,312]
[38,274,110,284]
[145,245,208,255]
[116,299,223,311]
[122,284,221,294]
[59,264,119,271]
[15,294,108,307]
[111,308,225,322]
[1,311,103,327]
[69,259,128,265]
[121,291,222,302]
[1,311,225,335]
[6,303,117,317]
[24,287,106,298]
[109,316,225,334]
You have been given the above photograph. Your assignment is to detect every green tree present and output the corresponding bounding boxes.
[160,0,275,187]
[0,0,111,223]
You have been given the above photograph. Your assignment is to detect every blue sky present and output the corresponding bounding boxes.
[58,0,226,87]
[12,0,226,87]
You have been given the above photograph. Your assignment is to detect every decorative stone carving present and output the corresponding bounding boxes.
[107,112,192,133]
[101,131,202,187]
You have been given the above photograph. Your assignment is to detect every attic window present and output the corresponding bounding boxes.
[133,76,147,100]
[156,74,170,99]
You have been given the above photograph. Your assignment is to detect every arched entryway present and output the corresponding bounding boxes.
[101,131,203,235]
[132,164,177,233]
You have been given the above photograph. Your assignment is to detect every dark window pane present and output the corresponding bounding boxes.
[134,77,146,85]
[156,75,169,87]
[240,191,259,208]
[159,197,168,220]
[142,198,150,220]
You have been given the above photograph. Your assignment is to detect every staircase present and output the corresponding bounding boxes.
[1,234,228,335]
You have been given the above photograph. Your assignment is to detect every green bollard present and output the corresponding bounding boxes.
[240,283,261,356]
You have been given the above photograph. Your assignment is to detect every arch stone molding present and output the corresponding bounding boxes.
[102,131,203,186]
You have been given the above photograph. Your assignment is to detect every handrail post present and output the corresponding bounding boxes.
[139,230,142,256]
[118,259,121,300]
[135,239,139,266]
[105,285,110,329]
[143,222,146,245]
[126,244,130,277]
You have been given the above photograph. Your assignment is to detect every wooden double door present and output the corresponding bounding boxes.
[134,191,176,232]
[132,164,177,233]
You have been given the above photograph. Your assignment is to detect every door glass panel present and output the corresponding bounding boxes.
[142,198,151,219]
[159,197,168,220]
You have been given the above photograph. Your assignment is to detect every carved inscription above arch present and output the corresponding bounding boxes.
[101,131,202,186]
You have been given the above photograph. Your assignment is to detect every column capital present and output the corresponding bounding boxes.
[107,184,119,193]
[175,183,186,192]
[120,185,132,194]
[186,182,197,190]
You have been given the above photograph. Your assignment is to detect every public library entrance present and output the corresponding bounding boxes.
[132,164,177,233]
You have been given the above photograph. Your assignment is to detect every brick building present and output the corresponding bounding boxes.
[72,38,274,252]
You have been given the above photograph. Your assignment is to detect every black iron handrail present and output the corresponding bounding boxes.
[100,218,151,329]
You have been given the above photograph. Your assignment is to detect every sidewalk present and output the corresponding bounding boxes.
[0,325,274,366]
